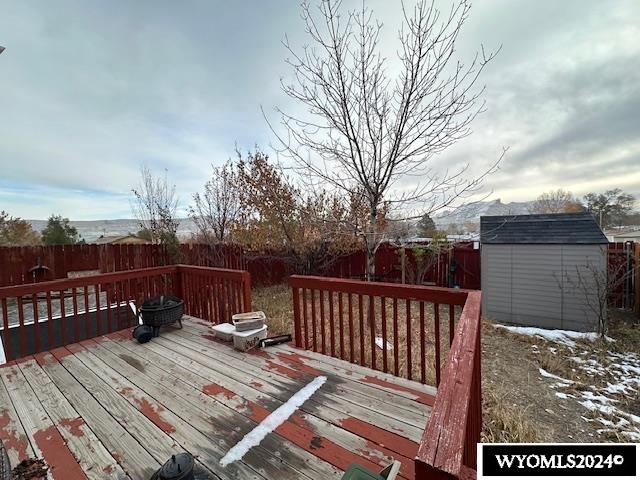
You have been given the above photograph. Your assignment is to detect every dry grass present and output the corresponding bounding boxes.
[251,283,293,336]
[482,385,539,443]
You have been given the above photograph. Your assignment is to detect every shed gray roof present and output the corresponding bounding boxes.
[480,213,608,244]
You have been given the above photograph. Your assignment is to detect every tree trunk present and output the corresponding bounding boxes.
[366,204,378,281]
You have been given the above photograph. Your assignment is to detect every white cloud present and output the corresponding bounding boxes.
[0,0,638,219]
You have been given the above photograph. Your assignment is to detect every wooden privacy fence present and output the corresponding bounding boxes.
[289,275,482,478]
[0,265,252,362]
[0,241,481,289]
[608,241,638,312]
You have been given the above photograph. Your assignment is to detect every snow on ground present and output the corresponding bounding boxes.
[495,324,615,347]
[502,324,640,442]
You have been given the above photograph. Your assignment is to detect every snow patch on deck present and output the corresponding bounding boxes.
[220,376,327,467]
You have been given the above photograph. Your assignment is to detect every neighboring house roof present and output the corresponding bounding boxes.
[612,230,640,239]
[95,234,148,244]
[480,213,608,245]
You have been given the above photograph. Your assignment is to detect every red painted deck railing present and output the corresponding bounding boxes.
[415,290,482,479]
[0,265,251,362]
[289,275,469,385]
[289,275,482,478]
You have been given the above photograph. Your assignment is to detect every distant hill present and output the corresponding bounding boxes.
[28,218,197,243]
[25,198,533,242]
[434,199,533,228]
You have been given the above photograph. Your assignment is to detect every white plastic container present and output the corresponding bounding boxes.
[211,323,236,342]
[232,311,266,331]
[232,325,267,351]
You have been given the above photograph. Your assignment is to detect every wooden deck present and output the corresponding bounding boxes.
[0,316,435,480]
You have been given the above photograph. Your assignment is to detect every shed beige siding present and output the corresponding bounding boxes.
[481,244,606,331]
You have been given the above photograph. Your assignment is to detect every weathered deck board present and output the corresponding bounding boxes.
[0,317,430,479]
[34,350,162,479]
[0,373,34,466]
[0,362,85,479]
[166,326,427,436]
[110,331,404,476]
[84,337,342,480]
[16,358,129,479]
[178,323,429,424]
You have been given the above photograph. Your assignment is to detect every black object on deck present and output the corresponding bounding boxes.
[140,295,184,337]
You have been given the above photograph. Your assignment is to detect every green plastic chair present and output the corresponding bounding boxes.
[341,461,401,480]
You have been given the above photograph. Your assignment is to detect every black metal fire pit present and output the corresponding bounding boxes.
[140,295,184,338]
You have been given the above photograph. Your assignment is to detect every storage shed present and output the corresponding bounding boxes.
[480,213,608,331]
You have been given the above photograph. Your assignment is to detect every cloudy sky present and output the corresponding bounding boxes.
[1,0,638,220]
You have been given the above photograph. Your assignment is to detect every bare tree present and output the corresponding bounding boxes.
[560,260,637,336]
[189,159,243,244]
[529,189,583,214]
[131,165,180,260]
[269,0,502,279]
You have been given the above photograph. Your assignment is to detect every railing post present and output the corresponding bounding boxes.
[242,271,252,312]
[291,284,303,347]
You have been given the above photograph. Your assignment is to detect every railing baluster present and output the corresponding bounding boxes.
[95,284,102,336]
[338,292,344,360]
[292,286,302,347]
[83,286,90,339]
[105,282,112,333]
[406,298,412,380]
[212,276,220,323]
[72,287,79,341]
[45,291,53,350]
[328,290,335,357]
[369,295,376,371]
[348,293,354,364]
[113,281,121,331]
[435,302,441,386]
[311,289,317,352]
[302,288,309,349]
[393,298,399,377]
[1,298,11,361]
[420,301,426,384]
[381,296,387,373]
[59,289,67,345]
[358,294,364,366]
[32,292,40,353]
[319,290,326,355]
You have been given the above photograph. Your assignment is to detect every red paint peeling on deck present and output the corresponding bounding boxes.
[243,347,270,359]
[66,343,85,355]
[0,410,30,461]
[249,381,263,388]
[59,417,85,438]
[243,400,402,477]
[361,375,435,405]
[33,425,87,479]
[338,416,419,459]
[34,351,56,366]
[275,352,324,376]
[133,397,175,434]
[202,383,236,400]
[50,347,74,361]
[265,360,302,379]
